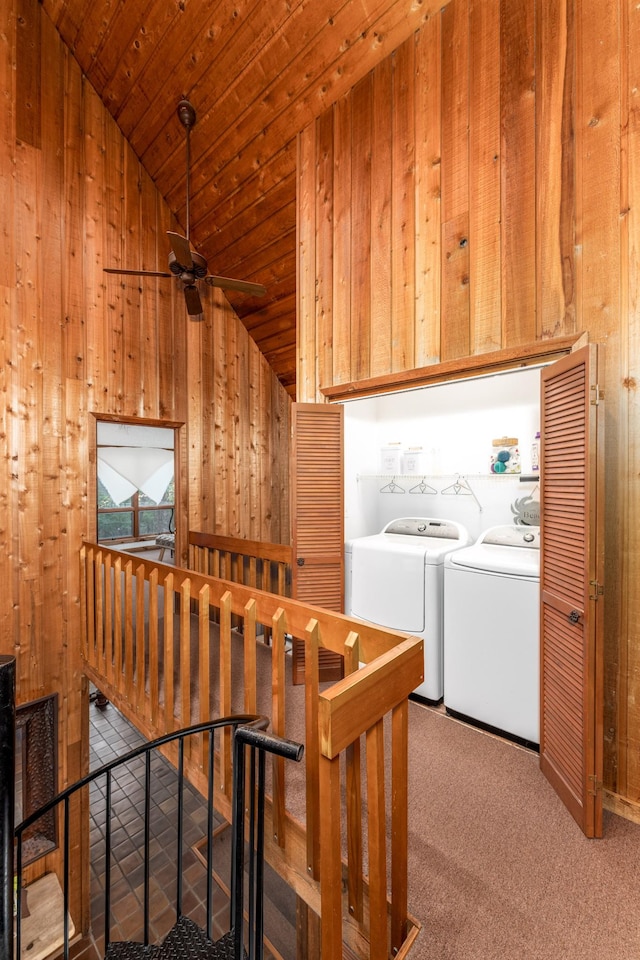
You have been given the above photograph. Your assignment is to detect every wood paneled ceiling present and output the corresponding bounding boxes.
[42,0,441,397]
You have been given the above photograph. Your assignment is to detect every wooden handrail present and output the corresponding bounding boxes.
[189,531,293,565]
[189,531,293,602]
[80,541,422,960]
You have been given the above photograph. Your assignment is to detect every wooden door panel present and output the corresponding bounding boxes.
[291,403,345,684]
[540,343,604,837]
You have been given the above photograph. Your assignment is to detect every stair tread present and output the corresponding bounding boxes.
[106,917,245,960]
[159,916,220,960]
[105,941,163,960]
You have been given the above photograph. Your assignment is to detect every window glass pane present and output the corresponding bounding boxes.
[98,478,133,509]
[98,511,134,540]
[139,509,174,537]
[161,478,175,505]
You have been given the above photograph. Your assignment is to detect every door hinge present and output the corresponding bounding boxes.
[589,579,604,600]
[590,384,604,405]
[588,774,603,796]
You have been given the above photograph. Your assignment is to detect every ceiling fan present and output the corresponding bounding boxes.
[104,99,266,317]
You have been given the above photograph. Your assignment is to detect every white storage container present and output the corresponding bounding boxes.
[380,443,403,473]
[403,446,427,474]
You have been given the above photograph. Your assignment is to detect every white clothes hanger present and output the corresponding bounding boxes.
[440,474,483,512]
[380,477,406,493]
[409,477,437,495]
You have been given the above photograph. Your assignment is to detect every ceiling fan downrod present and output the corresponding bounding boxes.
[177,99,196,243]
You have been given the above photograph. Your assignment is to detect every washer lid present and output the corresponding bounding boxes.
[347,519,471,569]
[447,527,540,577]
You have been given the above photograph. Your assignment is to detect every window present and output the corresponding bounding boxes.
[96,423,175,544]
[97,482,175,541]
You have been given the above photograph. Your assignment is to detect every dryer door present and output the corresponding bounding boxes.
[350,538,425,633]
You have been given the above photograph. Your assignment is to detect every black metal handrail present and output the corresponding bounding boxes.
[0,656,303,960]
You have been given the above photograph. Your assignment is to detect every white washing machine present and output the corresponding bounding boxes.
[443,524,540,747]
[345,517,471,703]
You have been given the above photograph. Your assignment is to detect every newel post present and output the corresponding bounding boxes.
[0,655,15,960]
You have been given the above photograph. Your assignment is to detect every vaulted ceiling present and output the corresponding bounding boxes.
[42,0,440,397]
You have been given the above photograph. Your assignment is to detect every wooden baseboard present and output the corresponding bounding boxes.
[603,789,640,825]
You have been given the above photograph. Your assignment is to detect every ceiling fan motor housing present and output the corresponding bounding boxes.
[168,249,208,279]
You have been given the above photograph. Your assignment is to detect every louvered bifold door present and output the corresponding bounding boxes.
[540,344,605,838]
[290,403,344,685]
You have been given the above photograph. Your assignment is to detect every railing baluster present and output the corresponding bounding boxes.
[136,563,146,717]
[199,584,211,770]
[243,599,257,714]
[94,549,104,677]
[86,546,96,666]
[247,744,257,960]
[176,737,184,919]
[113,555,122,682]
[148,569,159,726]
[304,619,320,878]
[255,746,266,960]
[179,580,192,738]
[144,749,151,943]
[345,632,364,922]
[105,770,112,951]
[219,592,232,797]
[79,546,89,662]
[319,753,342,959]
[124,559,134,706]
[163,571,175,730]
[231,732,246,959]
[104,553,113,685]
[206,730,215,941]
[366,719,388,960]
[391,700,409,952]
[271,608,286,847]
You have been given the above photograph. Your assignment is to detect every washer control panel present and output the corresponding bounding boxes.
[479,525,540,549]
[383,518,464,540]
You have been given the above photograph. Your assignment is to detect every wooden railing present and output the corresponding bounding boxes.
[80,542,423,960]
[188,531,292,598]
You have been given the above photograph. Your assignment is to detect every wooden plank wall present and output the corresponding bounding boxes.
[297,0,640,811]
[0,0,291,908]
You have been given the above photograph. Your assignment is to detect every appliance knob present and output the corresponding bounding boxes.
[417,523,427,532]
[523,532,535,543]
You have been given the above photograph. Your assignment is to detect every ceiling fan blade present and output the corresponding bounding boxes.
[204,275,267,297]
[167,231,194,270]
[104,268,173,278]
[183,284,203,316]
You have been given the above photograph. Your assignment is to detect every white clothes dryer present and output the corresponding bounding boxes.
[345,517,472,703]
[443,524,540,747]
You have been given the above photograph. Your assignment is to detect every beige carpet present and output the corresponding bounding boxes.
[406,701,640,960]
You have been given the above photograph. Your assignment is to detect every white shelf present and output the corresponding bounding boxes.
[356,473,536,481]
